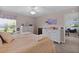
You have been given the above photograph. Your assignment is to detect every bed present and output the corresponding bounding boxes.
[0,32,56,53]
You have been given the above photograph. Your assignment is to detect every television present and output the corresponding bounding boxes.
[47,19,57,24]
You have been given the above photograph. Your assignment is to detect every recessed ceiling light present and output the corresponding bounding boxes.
[30,11,36,15]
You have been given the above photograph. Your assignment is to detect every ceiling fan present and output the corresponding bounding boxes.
[26,6,40,15]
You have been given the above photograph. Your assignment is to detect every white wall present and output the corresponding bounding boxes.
[36,14,64,28]
[16,15,34,28]
[36,7,79,29]
[34,14,64,34]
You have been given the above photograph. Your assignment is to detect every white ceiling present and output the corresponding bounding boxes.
[0,6,78,17]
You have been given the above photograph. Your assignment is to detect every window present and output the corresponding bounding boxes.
[0,18,16,34]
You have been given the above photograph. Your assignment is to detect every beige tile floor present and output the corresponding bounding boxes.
[54,33,79,53]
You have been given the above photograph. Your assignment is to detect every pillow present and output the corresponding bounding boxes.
[0,32,14,43]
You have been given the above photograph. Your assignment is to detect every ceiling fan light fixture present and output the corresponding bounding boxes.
[30,11,36,15]
[34,7,38,10]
